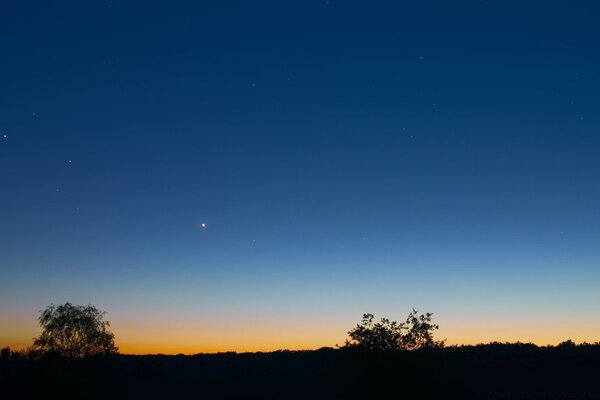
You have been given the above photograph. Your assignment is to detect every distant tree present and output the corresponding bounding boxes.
[345,314,404,350]
[345,309,444,350]
[0,347,10,359]
[556,339,576,348]
[400,309,445,350]
[33,303,118,358]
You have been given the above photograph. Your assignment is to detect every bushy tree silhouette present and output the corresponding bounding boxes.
[33,303,118,358]
[345,314,403,350]
[401,309,444,350]
[345,309,444,350]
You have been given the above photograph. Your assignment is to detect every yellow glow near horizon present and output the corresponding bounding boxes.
[4,318,600,355]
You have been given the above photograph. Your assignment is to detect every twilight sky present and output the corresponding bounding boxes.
[1,0,600,353]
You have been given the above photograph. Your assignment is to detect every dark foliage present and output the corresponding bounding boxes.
[345,309,445,350]
[32,303,118,358]
[0,347,10,359]
[2,343,600,399]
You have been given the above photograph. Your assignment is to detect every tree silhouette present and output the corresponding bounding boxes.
[400,309,445,350]
[345,309,444,350]
[345,314,404,350]
[33,303,118,358]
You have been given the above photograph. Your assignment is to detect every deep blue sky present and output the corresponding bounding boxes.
[2,1,600,351]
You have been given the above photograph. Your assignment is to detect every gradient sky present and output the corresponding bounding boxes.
[1,0,600,354]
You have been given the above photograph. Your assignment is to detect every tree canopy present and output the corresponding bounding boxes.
[33,302,118,358]
[345,309,444,350]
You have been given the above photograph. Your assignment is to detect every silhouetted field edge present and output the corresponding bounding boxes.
[2,342,600,399]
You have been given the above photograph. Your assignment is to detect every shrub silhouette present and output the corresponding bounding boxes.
[401,309,445,350]
[32,302,118,358]
[345,309,444,350]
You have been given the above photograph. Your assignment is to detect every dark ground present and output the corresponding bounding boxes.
[2,343,600,399]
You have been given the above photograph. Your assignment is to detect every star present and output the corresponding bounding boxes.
[201,223,207,229]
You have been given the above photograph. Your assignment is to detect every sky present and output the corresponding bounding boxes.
[1,0,600,354]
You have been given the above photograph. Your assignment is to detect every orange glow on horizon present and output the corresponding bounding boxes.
[3,310,600,355]
[4,321,600,355]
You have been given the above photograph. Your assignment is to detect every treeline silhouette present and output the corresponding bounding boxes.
[2,303,600,399]
[3,343,600,399]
